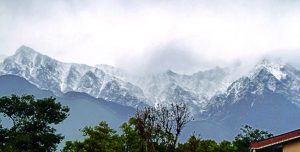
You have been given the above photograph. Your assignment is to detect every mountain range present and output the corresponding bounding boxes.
[1,45,300,142]
[0,74,135,149]
[0,46,235,112]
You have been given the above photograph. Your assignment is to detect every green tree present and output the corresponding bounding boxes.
[179,136,229,152]
[63,103,191,152]
[133,104,191,152]
[233,125,273,152]
[134,107,157,152]
[219,140,236,152]
[177,134,201,152]
[0,94,69,152]
[156,103,191,151]
[62,121,124,152]
[197,139,219,152]
[120,118,144,152]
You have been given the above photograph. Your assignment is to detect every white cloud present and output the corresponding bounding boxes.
[0,0,300,73]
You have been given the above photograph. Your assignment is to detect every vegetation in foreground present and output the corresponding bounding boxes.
[0,95,273,152]
[0,95,69,152]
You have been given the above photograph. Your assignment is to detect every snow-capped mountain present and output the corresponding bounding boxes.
[188,59,300,137]
[1,46,300,122]
[202,59,300,120]
[0,46,236,111]
[0,46,146,107]
[2,45,300,140]
[98,65,232,108]
[95,53,234,109]
[134,68,228,99]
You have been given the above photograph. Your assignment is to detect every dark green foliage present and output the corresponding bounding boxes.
[62,121,124,152]
[233,125,273,152]
[0,94,69,152]
[63,104,191,152]
[177,134,201,152]
[0,124,9,149]
[178,136,235,152]
[169,125,272,152]
[120,118,144,152]
[0,94,275,152]
[219,140,236,152]
[197,139,219,152]
[62,103,273,152]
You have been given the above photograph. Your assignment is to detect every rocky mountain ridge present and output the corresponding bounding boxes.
[1,46,300,120]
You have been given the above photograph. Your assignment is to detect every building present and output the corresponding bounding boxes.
[250,129,300,152]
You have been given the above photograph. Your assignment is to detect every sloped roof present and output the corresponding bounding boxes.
[251,129,300,149]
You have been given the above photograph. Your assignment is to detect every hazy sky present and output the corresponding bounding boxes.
[1,0,300,73]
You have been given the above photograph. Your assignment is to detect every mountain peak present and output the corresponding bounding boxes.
[15,45,40,55]
[257,58,285,68]
[252,59,286,80]
[0,54,7,62]
[165,70,177,76]
[12,46,54,63]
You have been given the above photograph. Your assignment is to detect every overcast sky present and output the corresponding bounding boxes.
[1,0,300,73]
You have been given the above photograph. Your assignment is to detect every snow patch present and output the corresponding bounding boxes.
[252,59,287,80]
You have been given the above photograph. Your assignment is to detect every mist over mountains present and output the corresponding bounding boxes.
[0,55,7,62]
[1,45,300,141]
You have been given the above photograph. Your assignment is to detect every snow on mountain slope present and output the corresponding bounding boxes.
[250,59,287,80]
[195,60,300,135]
[202,59,300,120]
[137,68,228,97]
[0,46,236,111]
[0,46,146,107]
[96,64,129,81]
[130,68,229,108]
[3,46,300,143]
[2,46,300,119]
[96,66,232,107]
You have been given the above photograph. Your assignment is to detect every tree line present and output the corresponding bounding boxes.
[0,95,273,152]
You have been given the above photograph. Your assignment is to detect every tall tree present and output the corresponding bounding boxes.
[177,134,201,152]
[0,94,69,152]
[134,107,158,152]
[133,103,192,152]
[62,121,124,152]
[218,140,237,152]
[121,118,145,152]
[233,125,273,152]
